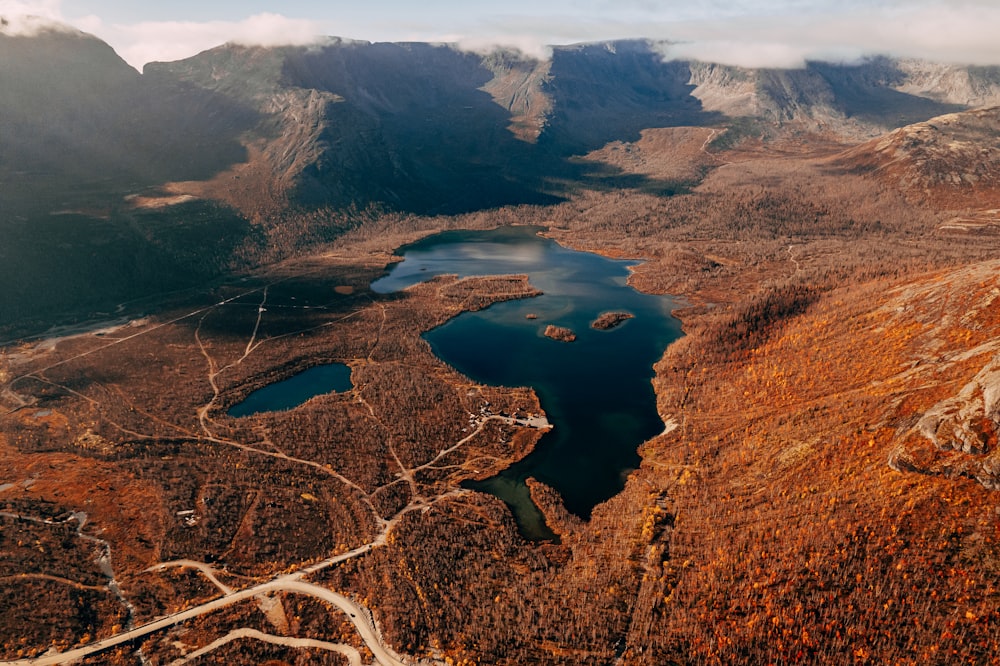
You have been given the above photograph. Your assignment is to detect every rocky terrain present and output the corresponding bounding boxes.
[686,56,1000,139]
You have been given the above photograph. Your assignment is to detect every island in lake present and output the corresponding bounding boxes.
[543,324,577,342]
[591,311,635,330]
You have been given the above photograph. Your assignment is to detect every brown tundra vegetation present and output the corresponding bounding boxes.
[3,115,1000,664]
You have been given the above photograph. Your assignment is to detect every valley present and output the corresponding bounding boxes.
[2,20,1000,666]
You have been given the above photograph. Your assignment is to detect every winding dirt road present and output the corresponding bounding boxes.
[0,262,548,666]
[169,628,362,666]
[0,578,409,666]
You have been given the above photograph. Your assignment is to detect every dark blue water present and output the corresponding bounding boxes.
[228,363,353,417]
[372,226,682,539]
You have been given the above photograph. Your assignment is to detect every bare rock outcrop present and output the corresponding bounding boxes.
[897,354,1000,489]
[917,356,1000,456]
[837,106,1000,206]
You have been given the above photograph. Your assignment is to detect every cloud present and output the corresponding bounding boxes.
[660,41,812,70]
[0,0,60,20]
[452,35,553,61]
[8,1,1000,70]
[1,4,326,68]
[0,0,72,35]
[445,2,1000,68]
[413,14,643,60]
[653,3,1000,68]
[98,13,325,69]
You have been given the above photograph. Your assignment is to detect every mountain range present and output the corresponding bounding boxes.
[4,23,1000,337]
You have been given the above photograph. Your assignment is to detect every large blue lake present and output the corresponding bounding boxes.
[372,226,682,539]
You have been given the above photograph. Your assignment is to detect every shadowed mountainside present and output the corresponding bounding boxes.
[539,41,724,154]
[5,26,1000,340]
[278,41,562,213]
[0,27,256,197]
[0,27,262,339]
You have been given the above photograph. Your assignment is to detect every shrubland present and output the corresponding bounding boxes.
[3,120,1000,664]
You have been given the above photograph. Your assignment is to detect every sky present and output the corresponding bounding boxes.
[2,0,1000,70]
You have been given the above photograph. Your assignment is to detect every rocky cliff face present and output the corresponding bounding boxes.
[895,60,1000,108]
[687,57,994,139]
[879,261,1000,491]
[905,352,1000,488]
[479,49,552,143]
[538,41,721,153]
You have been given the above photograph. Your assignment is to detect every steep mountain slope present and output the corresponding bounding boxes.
[538,41,724,154]
[479,49,553,142]
[279,41,560,212]
[0,25,260,339]
[689,57,1000,140]
[0,26,255,195]
[625,257,1000,663]
[147,41,556,215]
[895,60,1000,108]
[5,25,1000,342]
[0,25,141,182]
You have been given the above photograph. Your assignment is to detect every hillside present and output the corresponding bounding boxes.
[0,26,261,339]
[837,106,1000,216]
[625,258,1000,663]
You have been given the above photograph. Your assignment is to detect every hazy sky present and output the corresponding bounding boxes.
[2,0,1000,70]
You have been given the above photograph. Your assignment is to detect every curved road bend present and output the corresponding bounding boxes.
[169,627,362,666]
[0,580,411,666]
[146,560,233,595]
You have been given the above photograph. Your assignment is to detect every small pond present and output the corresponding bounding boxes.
[228,363,353,418]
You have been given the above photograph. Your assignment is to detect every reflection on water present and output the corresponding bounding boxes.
[373,226,682,540]
[372,227,549,294]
